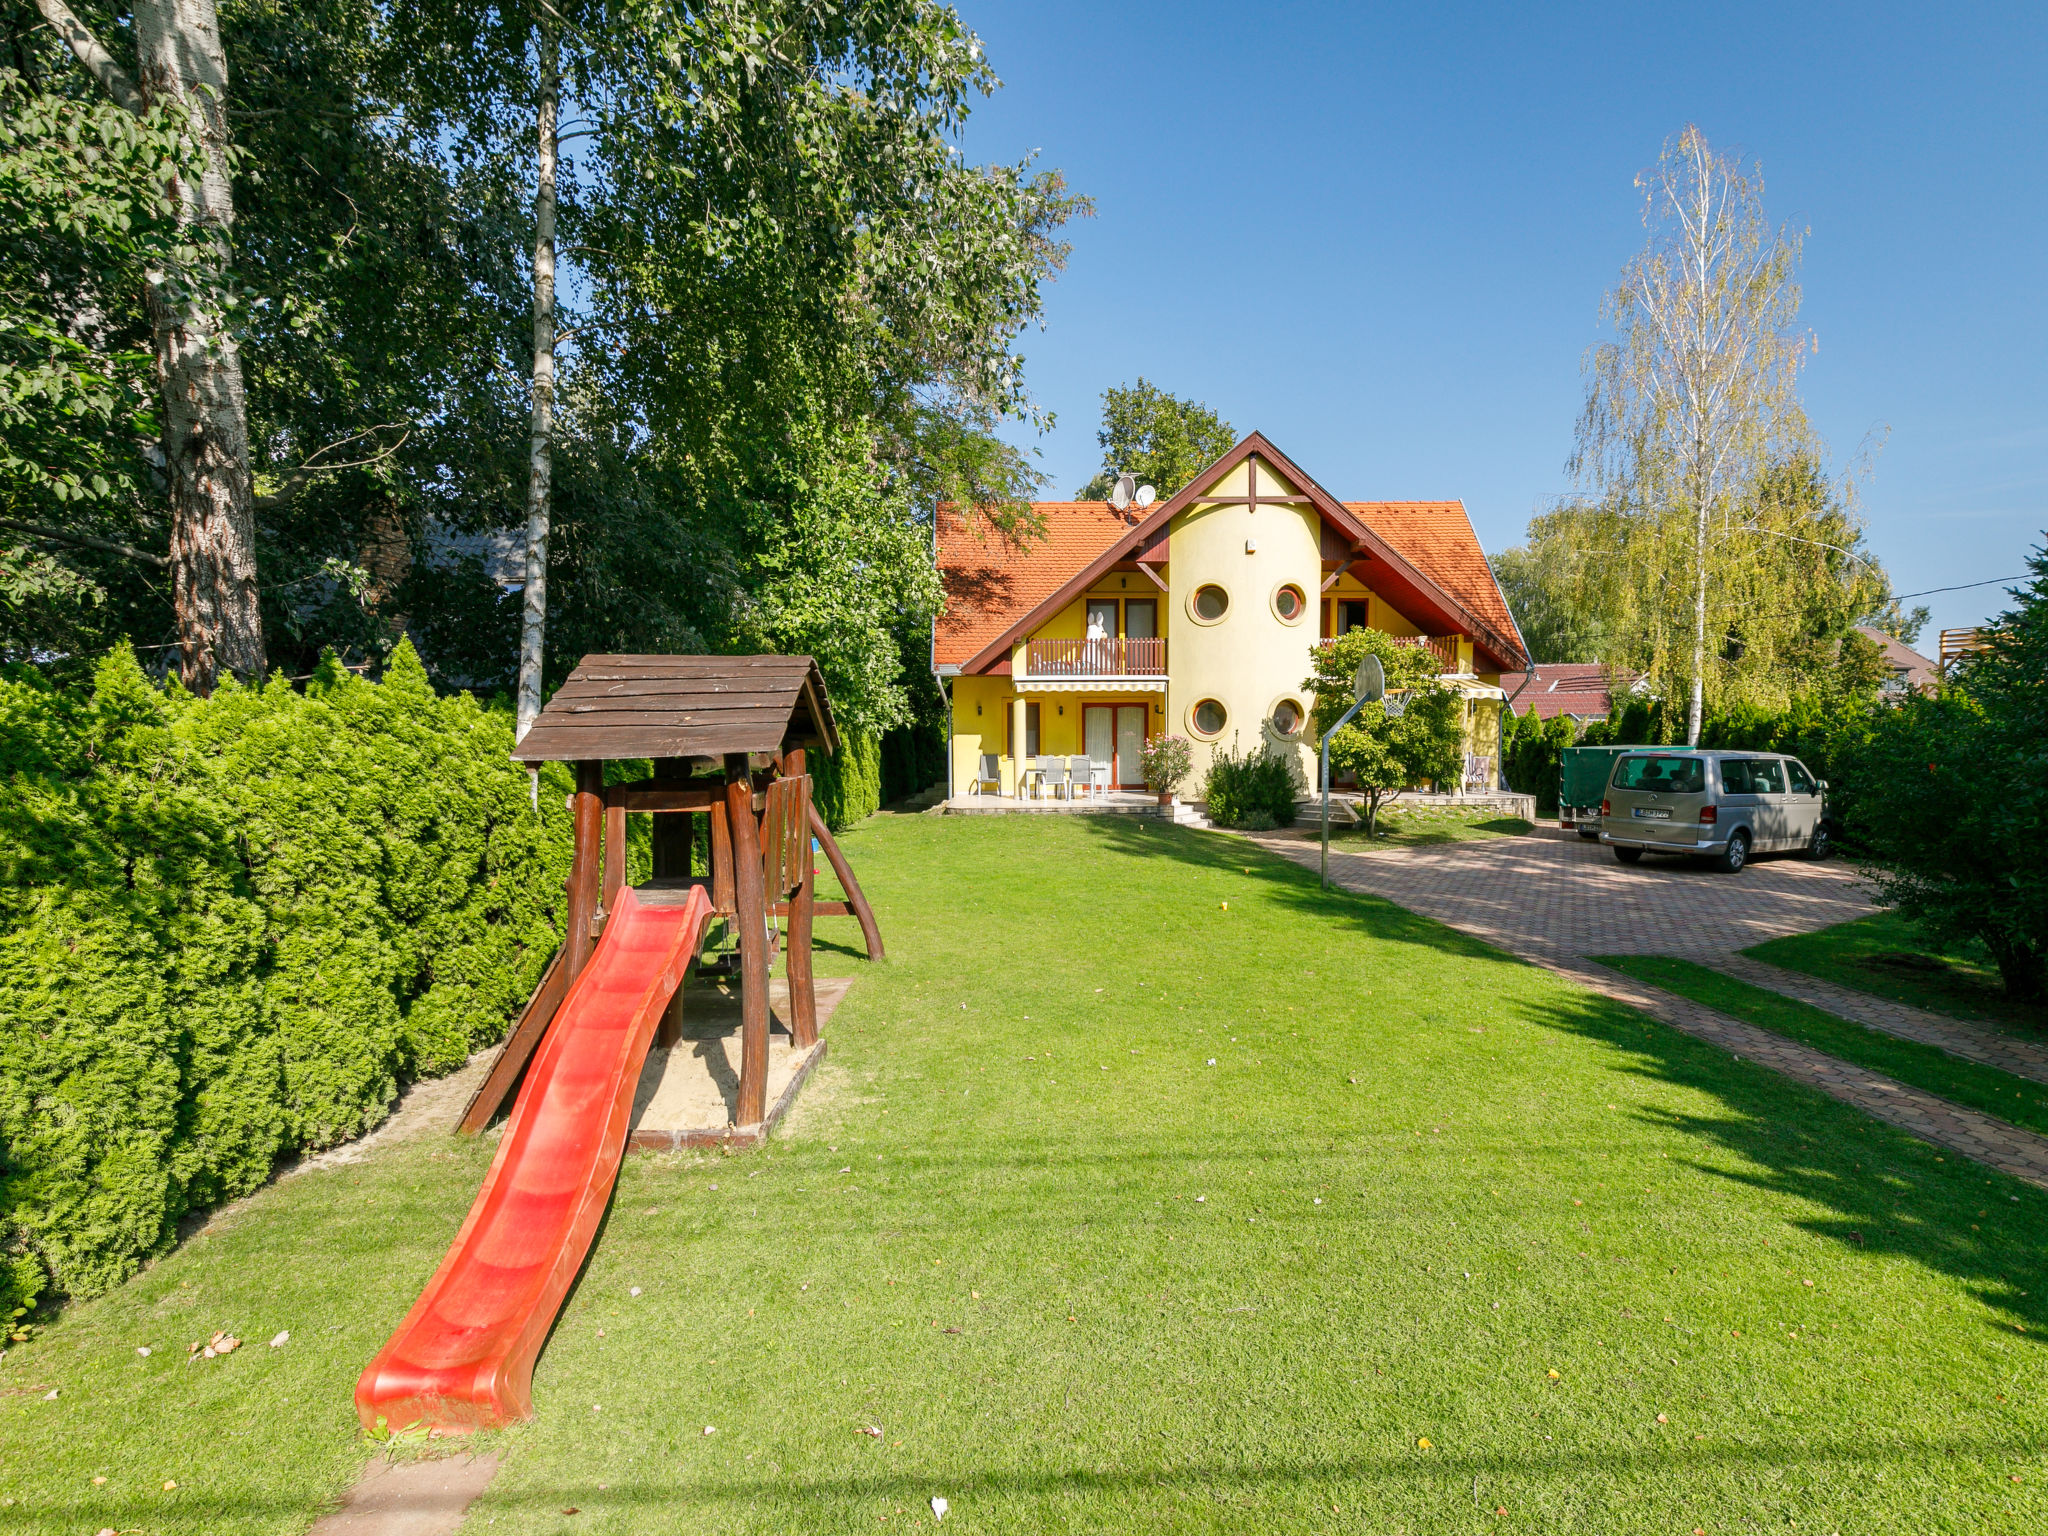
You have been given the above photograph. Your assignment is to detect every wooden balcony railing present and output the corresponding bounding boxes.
[1024,636,1168,677]
[1317,634,1464,674]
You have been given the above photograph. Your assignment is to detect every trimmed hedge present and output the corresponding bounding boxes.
[0,642,572,1328]
[812,731,881,830]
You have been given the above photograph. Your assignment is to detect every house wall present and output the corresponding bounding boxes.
[1165,460,1322,792]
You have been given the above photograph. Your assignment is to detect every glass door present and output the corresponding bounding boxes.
[1115,705,1147,788]
[1083,705,1113,794]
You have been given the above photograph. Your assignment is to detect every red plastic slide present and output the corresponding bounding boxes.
[356,885,711,1431]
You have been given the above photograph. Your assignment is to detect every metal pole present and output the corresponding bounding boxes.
[1319,695,1371,889]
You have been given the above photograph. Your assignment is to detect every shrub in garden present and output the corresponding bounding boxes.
[0,641,573,1327]
[1202,738,1301,827]
[1302,631,1462,836]
[1844,547,2047,1004]
[1140,734,1193,797]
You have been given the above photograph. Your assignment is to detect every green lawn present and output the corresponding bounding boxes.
[1747,911,2047,1036]
[8,816,2048,1534]
[1597,954,2048,1141]
[1332,805,1534,847]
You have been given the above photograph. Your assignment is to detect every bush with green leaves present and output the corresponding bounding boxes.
[1140,734,1194,796]
[1500,707,1580,815]
[1202,738,1301,828]
[1842,548,2047,1003]
[1303,631,1463,836]
[0,641,573,1329]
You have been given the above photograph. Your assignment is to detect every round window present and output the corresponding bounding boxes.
[1191,584,1230,623]
[1273,583,1307,623]
[1270,699,1304,738]
[1191,698,1228,737]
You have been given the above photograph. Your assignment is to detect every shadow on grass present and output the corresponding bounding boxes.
[22,1428,2041,1531]
[1070,816,2048,1339]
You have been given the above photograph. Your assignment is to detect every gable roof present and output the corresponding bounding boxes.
[934,432,1530,674]
[1498,663,1615,721]
[934,502,1134,670]
[510,654,839,763]
[1343,502,1526,667]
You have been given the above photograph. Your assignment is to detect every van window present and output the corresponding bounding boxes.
[1786,760,1817,794]
[1611,755,1705,794]
[1722,758,1785,794]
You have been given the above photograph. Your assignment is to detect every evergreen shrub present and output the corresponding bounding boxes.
[812,731,882,830]
[1202,739,1301,828]
[0,641,573,1327]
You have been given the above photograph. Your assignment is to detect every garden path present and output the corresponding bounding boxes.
[1249,826,2048,1189]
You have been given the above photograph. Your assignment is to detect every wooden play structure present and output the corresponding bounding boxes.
[358,655,882,1431]
[457,652,883,1141]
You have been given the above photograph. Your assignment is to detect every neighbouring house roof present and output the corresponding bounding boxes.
[1498,662,1616,721]
[1856,625,1939,693]
[933,432,1529,674]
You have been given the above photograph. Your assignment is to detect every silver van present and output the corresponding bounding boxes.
[1599,751,1829,873]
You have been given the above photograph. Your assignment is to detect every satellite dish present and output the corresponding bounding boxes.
[1110,472,1135,512]
[1135,484,1156,507]
[1353,653,1385,705]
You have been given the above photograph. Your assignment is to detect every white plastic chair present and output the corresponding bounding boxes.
[1040,759,1069,801]
[972,752,1002,797]
[1067,755,1094,800]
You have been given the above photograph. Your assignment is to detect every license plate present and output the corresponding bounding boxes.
[1632,807,1671,820]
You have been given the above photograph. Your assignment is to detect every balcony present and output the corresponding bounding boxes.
[1022,636,1167,679]
[1317,634,1464,674]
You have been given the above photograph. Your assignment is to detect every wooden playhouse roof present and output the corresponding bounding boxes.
[510,654,839,764]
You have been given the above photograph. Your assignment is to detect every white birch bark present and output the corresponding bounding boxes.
[515,27,560,740]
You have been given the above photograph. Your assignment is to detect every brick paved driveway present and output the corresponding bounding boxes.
[1248,826,2048,1189]
[1265,824,1874,966]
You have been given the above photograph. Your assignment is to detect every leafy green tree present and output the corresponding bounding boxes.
[1847,545,2048,1003]
[1077,378,1233,501]
[1303,629,1463,837]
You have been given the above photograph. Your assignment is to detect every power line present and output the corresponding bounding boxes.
[1890,575,2029,601]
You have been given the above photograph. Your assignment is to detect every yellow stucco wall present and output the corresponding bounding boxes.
[1165,459,1321,792]
[945,457,1507,797]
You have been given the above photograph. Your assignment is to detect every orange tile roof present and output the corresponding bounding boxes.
[934,496,1527,672]
[1342,502,1525,661]
[933,503,1136,667]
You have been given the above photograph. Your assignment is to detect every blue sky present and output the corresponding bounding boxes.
[953,1,2048,643]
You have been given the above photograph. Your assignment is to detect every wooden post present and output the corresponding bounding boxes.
[809,802,885,961]
[708,802,734,913]
[651,756,690,879]
[601,799,625,916]
[566,760,603,979]
[782,751,818,1048]
[725,753,770,1126]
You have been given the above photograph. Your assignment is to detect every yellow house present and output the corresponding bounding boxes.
[933,431,1530,800]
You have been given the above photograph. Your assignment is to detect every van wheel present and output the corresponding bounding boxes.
[1802,824,1832,861]
[1614,846,1643,865]
[1716,830,1750,874]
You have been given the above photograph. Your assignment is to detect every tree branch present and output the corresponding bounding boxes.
[33,0,146,115]
[0,516,169,566]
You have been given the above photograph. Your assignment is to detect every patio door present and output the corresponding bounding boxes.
[1115,705,1147,787]
[1084,703,1151,788]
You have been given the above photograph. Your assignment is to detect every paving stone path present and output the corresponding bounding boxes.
[1249,826,2048,1190]
[1706,953,2048,1087]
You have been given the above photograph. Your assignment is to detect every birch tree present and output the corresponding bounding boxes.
[1571,126,1810,745]
[32,0,264,691]
[514,19,558,740]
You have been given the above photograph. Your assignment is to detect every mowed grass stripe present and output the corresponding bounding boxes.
[1599,953,2048,1141]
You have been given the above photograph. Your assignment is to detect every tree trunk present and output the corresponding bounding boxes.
[40,0,266,692]
[1687,485,1708,747]
[515,27,560,740]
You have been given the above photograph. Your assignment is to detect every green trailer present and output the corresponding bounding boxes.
[1559,745,1637,839]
